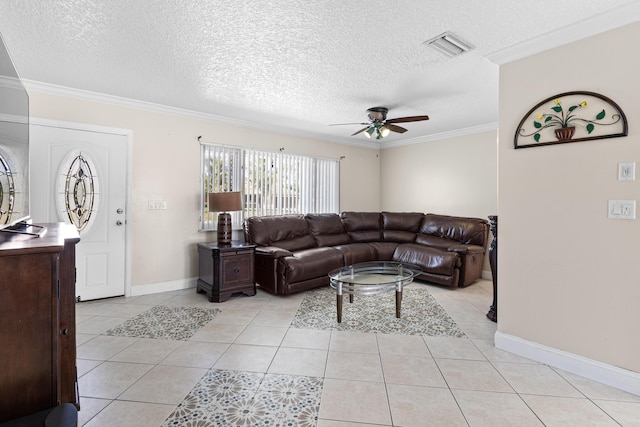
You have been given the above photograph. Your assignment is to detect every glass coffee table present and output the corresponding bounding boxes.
[328,261,422,323]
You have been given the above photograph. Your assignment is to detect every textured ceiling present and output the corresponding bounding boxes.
[0,0,638,146]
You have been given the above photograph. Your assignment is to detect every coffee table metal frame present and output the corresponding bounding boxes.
[328,261,422,323]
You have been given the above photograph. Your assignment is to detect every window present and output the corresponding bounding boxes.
[201,143,339,230]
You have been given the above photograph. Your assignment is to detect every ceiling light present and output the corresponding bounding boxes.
[380,126,390,137]
[424,32,474,57]
[365,127,375,138]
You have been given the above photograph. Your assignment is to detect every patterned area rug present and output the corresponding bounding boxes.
[104,306,221,341]
[291,287,465,337]
[162,370,322,427]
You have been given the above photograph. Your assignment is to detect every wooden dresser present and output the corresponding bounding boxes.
[0,223,80,423]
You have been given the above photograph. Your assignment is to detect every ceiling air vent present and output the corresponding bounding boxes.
[424,32,474,57]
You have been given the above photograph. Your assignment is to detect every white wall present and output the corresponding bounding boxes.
[27,90,381,292]
[498,21,640,374]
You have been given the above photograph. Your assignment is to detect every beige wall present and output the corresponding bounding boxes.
[498,22,640,373]
[380,131,497,219]
[28,91,381,290]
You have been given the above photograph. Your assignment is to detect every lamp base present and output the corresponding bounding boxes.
[217,212,233,245]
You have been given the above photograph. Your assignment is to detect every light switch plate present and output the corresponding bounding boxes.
[608,200,636,220]
[618,162,635,181]
[148,200,167,210]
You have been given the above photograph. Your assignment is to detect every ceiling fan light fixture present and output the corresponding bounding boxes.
[365,126,375,138]
[424,31,474,57]
[335,106,429,140]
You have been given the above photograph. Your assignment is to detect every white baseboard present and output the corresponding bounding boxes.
[481,269,493,281]
[495,331,640,396]
[129,277,197,297]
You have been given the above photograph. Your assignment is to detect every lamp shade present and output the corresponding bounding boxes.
[208,191,242,212]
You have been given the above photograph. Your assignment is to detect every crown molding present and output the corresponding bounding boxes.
[23,79,381,149]
[23,79,269,127]
[486,2,640,65]
[380,122,498,149]
[23,79,496,150]
[29,116,132,137]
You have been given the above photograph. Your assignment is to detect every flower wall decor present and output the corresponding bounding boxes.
[514,91,628,149]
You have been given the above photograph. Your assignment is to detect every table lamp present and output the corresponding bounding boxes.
[208,191,242,245]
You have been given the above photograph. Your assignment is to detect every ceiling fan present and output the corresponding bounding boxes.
[331,107,430,140]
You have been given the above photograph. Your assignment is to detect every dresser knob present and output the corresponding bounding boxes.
[61,328,69,335]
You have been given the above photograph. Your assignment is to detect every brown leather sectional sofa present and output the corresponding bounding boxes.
[243,212,489,295]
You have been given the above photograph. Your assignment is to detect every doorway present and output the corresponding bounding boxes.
[30,119,131,301]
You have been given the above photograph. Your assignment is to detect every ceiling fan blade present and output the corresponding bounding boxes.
[351,127,369,136]
[385,115,430,124]
[386,124,408,133]
[329,122,369,126]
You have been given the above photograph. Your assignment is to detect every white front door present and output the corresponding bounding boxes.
[30,121,129,301]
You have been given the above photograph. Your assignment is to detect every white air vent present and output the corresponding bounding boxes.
[424,32,474,57]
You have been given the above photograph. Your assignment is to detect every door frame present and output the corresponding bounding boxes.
[31,117,134,297]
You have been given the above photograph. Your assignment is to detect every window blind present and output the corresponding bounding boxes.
[201,143,339,231]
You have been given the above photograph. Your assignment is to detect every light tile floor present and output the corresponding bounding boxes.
[75,279,640,426]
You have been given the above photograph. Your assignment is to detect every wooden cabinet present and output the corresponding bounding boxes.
[197,242,256,302]
[0,223,80,422]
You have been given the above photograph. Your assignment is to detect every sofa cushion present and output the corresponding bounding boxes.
[367,242,400,260]
[277,247,344,283]
[382,212,424,232]
[381,212,424,243]
[348,230,383,243]
[393,243,460,276]
[305,213,350,247]
[334,243,377,265]
[273,235,316,252]
[244,214,316,251]
[341,212,382,242]
[419,214,488,246]
[382,230,417,243]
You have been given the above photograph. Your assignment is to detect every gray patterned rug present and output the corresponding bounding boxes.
[291,287,465,337]
[161,370,322,427]
[104,305,221,341]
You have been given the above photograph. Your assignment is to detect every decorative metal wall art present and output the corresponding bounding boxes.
[514,91,627,149]
[57,151,99,233]
[0,152,15,224]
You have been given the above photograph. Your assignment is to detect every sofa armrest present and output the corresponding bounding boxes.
[255,246,293,258]
[448,244,486,286]
[447,244,485,255]
[253,246,291,295]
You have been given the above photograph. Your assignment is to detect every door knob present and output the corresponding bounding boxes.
[117,208,124,214]
[116,220,123,226]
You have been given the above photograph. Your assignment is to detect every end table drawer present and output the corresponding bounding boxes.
[222,254,253,284]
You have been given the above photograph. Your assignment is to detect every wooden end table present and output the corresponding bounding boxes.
[197,241,256,302]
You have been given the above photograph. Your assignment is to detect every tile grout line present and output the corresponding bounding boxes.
[74,281,636,426]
